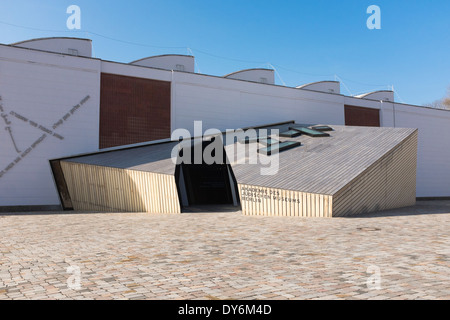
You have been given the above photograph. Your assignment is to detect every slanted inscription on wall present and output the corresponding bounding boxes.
[0,95,90,180]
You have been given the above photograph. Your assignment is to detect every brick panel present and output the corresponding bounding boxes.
[99,73,171,149]
[345,105,380,127]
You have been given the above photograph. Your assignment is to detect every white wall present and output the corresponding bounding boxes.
[344,96,381,109]
[101,60,172,81]
[171,72,345,135]
[100,62,345,135]
[380,102,450,197]
[0,45,100,207]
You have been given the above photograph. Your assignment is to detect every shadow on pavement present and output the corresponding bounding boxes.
[182,204,241,214]
[344,200,450,218]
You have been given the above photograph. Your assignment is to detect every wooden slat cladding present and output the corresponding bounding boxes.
[231,126,415,195]
[236,130,417,218]
[345,105,380,127]
[238,184,332,218]
[99,73,171,149]
[60,161,181,214]
[57,124,417,217]
[332,130,418,217]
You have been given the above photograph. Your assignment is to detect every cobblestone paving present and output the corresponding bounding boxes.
[0,201,449,300]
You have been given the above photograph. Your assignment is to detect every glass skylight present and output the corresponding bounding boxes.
[259,138,279,146]
[289,127,330,137]
[258,141,301,156]
[311,125,333,132]
[279,130,302,138]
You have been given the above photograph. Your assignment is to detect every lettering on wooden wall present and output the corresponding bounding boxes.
[240,186,301,204]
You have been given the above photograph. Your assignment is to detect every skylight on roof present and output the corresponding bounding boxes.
[259,138,279,146]
[311,125,333,132]
[279,130,302,138]
[258,141,301,156]
[238,136,267,144]
[289,127,330,137]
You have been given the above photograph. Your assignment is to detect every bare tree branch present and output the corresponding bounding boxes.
[425,86,450,110]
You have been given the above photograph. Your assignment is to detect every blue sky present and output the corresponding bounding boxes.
[1,0,449,105]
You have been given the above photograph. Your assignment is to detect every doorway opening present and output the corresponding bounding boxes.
[175,138,240,210]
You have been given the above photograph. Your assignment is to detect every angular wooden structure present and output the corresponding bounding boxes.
[60,162,181,213]
[233,126,418,217]
[53,123,418,217]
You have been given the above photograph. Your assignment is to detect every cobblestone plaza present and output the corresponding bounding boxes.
[1,201,449,300]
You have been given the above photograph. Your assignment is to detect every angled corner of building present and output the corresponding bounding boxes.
[233,124,418,217]
[53,140,181,214]
[330,127,418,217]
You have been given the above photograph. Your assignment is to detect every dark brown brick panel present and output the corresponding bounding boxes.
[99,73,171,149]
[345,105,380,127]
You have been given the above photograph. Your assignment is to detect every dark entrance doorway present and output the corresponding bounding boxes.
[175,138,239,209]
[181,163,234,205]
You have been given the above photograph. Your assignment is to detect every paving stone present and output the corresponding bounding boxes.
[0,201,449,300]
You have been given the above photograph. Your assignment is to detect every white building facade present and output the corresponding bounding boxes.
[0,37,449,211]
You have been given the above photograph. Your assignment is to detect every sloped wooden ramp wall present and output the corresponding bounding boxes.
[60,161,181,213]
[237,130,418,218]
[332,130,418,217]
